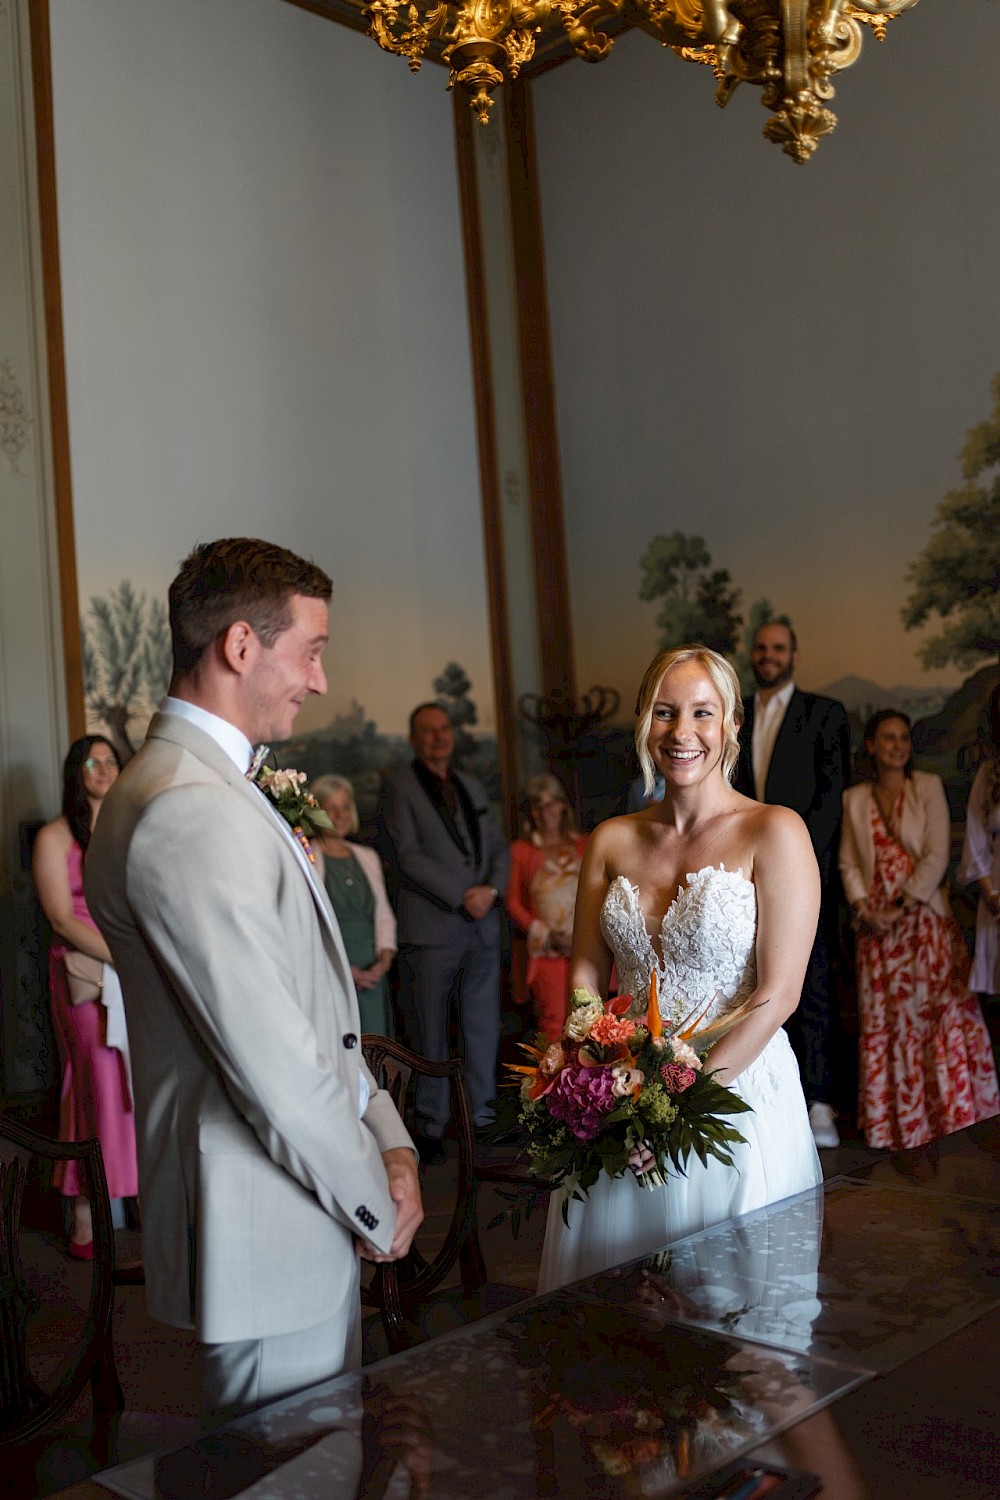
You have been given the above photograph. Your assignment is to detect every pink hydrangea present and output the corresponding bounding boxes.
[547,1062,619,1142]
[661,1064,697,1095]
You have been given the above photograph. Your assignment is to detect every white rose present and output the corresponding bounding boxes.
[565,1000,603,1041]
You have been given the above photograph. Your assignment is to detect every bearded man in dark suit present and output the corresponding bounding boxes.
[735,621,851,1148]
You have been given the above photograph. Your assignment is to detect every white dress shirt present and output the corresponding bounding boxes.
[751,679,795,802]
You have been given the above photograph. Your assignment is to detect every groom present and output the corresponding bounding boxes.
[86,538,421,1422]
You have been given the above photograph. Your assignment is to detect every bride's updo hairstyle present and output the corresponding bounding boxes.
[634,645,744,796]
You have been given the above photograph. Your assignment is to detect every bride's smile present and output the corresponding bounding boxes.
[647,661,726,784]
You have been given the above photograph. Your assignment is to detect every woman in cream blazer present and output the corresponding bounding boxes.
[839,710,999,1151]
[840,767,952,921]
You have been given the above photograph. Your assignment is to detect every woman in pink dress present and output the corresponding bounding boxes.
[33,735,138,1257]
[839,710,999,1150]
[507,774,587,1040]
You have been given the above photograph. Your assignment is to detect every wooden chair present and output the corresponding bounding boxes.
[360,1036,528,1356]
[0,1116,122,1447]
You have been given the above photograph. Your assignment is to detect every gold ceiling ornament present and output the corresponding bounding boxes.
[363,0,920,158]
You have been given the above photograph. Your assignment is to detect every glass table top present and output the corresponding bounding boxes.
[844,1114,1000,1204]
[569,1177,1000,1374]
[98,1297,863,1500]
[93,1146,1000,1500]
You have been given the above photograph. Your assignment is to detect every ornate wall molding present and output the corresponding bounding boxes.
[0,357,33,473]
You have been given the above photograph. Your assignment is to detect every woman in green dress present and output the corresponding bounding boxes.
[313,775,397,1036]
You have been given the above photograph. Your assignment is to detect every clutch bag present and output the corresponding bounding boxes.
[64,950,104,1006]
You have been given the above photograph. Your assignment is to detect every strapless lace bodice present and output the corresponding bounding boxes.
[600,865,757,1031]
[539,864,821,1294]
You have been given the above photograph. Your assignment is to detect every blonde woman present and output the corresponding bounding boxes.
[507,774,588,1040]
[313,774,396,1036]
[537,646,822,1293]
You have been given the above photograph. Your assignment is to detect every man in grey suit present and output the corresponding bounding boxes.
[381,703,509,1163]
[86,538,422,1423]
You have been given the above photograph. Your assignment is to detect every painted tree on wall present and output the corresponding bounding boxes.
[639,532,742,654]
[82,582,171,760]
[434,661,478,759]
[903,370,1000,669]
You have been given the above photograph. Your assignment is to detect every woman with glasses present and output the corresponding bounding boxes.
[33,736,138,1257]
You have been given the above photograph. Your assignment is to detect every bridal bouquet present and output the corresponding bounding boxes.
[507,976,753,1221]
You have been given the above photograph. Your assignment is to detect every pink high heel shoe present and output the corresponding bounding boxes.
[68,1239,94,1261]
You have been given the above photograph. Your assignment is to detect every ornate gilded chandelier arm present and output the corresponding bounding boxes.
[847,0,919,41]
[364,0,450,72]
[554,0,625,63]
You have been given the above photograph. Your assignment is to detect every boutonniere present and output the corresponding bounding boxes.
[253,765,332,860]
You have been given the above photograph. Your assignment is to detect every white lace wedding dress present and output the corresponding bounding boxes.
[536,865,822,1293]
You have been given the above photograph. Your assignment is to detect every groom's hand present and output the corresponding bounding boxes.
[356,1148,423,1262]
[382,1147,424,1259]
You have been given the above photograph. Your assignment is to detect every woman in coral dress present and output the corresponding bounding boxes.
[33,736,138,1256]
[957,684,1000,998]
[506,774,587,1041]
[839,710,999,1151]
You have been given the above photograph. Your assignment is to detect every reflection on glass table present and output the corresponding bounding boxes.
[571,1178,1000,1375]
[845,1114,1000,1204]
[96,1291,864,1500]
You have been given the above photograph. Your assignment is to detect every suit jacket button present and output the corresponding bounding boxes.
[344,1033,358,1049]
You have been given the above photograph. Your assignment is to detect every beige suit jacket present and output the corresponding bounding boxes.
[85,712,412,1343]
[839,771,953,920]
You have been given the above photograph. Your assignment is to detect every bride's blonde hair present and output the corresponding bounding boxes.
[634,645,744,797]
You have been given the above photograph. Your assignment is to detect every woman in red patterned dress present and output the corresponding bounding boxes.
[839,710,999,1149]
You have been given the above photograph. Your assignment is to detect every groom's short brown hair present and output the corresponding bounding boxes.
[169,537,332,676]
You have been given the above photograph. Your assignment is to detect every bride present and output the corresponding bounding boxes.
[537,645,823,1293]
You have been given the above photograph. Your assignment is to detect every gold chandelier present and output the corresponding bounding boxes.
[363,0,920,162]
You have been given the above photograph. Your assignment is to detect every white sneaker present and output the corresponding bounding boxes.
[809,1101,840,1149]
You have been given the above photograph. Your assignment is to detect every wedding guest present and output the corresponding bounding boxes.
[839,709,1000,1150]
[958,684,1000,1000]
[32,736,138,1257]
[734,620,851,1149]
[506,774,587,1040]
[381,703,509,1165]
[313,774,397,1037]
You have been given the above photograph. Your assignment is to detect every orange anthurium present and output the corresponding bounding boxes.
[646,972,663,1038]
